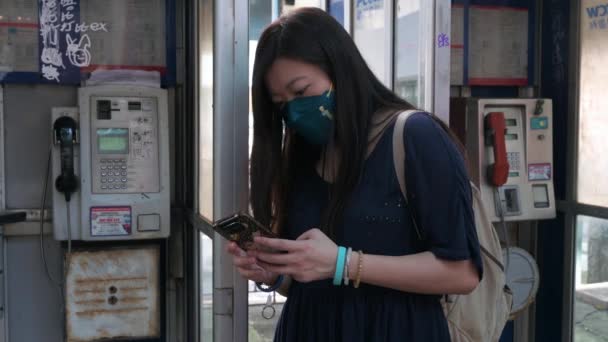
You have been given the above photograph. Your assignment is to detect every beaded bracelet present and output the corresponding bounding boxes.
[354,250,364,289]
[344,247,352,286]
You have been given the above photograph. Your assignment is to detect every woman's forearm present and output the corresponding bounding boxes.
[347,251,479,295]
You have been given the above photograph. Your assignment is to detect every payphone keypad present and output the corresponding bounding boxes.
[99,158,128,190]
[507,152,521,172]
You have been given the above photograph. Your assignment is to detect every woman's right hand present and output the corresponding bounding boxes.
[226,242,278,284]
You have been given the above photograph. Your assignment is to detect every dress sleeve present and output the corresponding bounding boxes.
[403,112,483,279]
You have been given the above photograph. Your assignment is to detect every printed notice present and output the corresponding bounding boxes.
[0,26,39,72]
[0,0,39,72]
[91,206,132,236]
[79,0,166,70]
[468,6,528,85]
[0,0,37,22]
[451,6,464,85]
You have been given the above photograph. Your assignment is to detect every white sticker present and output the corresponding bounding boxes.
[90,207,132,236]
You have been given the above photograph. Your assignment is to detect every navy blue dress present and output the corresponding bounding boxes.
[274,113,483,342]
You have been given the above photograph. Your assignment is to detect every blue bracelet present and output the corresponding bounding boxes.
[256,274,284,292]
[333,246,347,286]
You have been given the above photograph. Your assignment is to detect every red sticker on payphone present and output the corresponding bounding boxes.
[90,206,132,237]
[528,164,552,181]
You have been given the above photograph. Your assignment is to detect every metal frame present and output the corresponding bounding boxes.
[420,1,435,114]
[0,85,6,342]
[1,233,6,342]
[0,86,4,212]
[561,0,581,340]
[212,0,250,341]
[385,0,394,90]
[344,0,352,34]
[319,0,327,11]
[183,0,203,339]
[433,0,451,122]
[191,0,202,226]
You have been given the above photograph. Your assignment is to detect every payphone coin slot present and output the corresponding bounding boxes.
[494,186,522,217]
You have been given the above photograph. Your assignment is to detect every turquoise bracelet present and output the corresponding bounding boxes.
[333,246,347,286]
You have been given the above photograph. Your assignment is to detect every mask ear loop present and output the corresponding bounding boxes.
[326,83,334,97]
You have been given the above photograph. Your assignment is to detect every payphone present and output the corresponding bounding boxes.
[51,85,170,241]
[463,98,556,222]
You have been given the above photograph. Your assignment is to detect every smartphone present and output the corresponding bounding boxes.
[213,212,277,250]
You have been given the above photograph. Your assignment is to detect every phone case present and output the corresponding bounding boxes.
[213,213,276,250]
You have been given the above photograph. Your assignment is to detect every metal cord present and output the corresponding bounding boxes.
[495,187,511,271]
[66,203,72,255]
[40,144,64,302]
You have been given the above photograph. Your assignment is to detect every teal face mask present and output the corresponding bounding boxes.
[281,86,336,145]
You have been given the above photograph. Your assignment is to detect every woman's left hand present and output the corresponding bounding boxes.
[252,228,338,283]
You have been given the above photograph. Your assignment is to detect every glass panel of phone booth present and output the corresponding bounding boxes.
[577,0,608,208]
[198,0,214,221]
[51,86,170,241]
[394,0,446,117]
[466,99,556,223]
[574,215,608,342]
[354,0,391,87]
[394,0,423,106]
[200,232,213,341]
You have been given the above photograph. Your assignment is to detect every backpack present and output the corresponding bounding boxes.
[392,110,513,342]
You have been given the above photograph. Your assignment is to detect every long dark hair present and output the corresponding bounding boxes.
[250,7,459,238]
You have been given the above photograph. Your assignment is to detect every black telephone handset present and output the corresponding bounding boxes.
[53,116,79,202]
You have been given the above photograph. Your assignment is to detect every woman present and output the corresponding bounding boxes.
[227,7,482,341]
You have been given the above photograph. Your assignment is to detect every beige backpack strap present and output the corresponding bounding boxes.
[392,110,423,239]
[392,110,420,202]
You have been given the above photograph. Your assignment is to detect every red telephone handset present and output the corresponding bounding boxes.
[485,112,510,187]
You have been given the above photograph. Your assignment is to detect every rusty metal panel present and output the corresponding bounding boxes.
[65,246,160,342]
